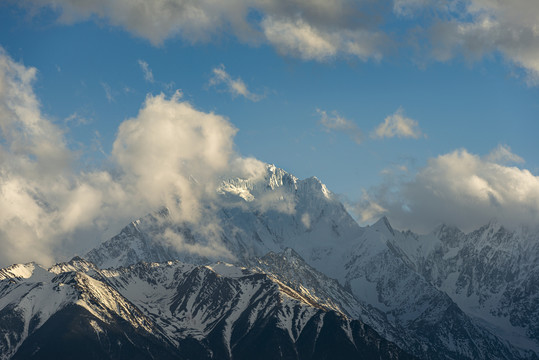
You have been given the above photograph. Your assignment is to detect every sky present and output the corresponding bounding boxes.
[0,0,539,266]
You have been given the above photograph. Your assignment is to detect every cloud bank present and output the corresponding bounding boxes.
[357,147,539,233]
[21,0,539,84]
[0,49,264,267]
[397,0,539,84]
[25,0,390,63]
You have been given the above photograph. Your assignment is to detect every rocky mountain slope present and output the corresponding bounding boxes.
[0,256,415,360]
[384,220,539,352]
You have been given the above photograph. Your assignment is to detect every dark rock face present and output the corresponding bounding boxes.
[12,305,181,360]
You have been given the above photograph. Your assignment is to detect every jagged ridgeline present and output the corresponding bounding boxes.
[1,165,538,359]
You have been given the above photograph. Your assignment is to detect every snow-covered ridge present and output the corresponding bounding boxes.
[383,218,539,354]
[0,262,44,281]
[0,254,415,359]
[0,258,161,359]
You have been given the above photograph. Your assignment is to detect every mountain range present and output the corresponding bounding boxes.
[0,164,537,359]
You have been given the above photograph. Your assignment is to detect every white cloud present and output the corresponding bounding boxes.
[138,59,154,83]
[24,0,389,63]
[317,109,362,144]
[262,17,337,61]
[261,16,386,61]
[159,227,236,261]
[397,0,539,84]
[208,64,262,101]
[0,47,96,265]
[372,107,424,139]
[111,90,263,222]
[357,190,388,223]
[357,148,539,233]
[301,213,311,229]
[0,48,266,267]
[485,144,524,165]
[17,0,539,84]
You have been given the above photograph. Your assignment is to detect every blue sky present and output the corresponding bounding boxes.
[1,0,539,265]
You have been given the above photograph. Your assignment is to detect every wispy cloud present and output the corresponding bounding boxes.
[317,109,361,144]
[485,144,524,165]
[372,107,424,139]
[138,59,154,83]
[101,81,114,103]
[64,112,91,126]
[209,64,262,101]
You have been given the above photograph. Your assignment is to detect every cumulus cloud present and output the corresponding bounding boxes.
[0,48,108,265]
[356,148,539,233]
[0,48,266,267]
[138,59,154,83]
[371,107,424,139]
[23,0,389,63]
[208,64,262,101]
[318,109,362,144]
[111,90,264,222]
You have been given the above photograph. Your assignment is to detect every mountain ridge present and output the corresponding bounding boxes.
[0,255,416,360]
[1,164,537,359]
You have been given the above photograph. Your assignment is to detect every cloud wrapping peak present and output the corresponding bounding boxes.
[357,148,539,233]
[0,49,265,267]
[208,64,262,101]
[112,90,260,222]
[372,107,424,139]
